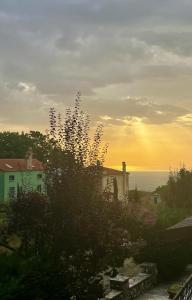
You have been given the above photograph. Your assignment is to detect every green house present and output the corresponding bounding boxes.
[0,156,45,201]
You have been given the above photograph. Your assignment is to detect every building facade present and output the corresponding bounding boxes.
[151,193,161,205]
[102,162,129,201]
[0,150,44,201]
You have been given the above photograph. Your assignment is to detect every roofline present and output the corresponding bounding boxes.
[0,158,44,172]
[102,167,129,175]
[0,169,44,172]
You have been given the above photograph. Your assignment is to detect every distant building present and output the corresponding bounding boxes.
[102,162,129,201]
[0,148,44,201]
[151,193,161,205]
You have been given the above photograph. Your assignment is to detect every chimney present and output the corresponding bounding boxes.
[122,161,126,173]
[26,147,33,170]
[122,162,128,197]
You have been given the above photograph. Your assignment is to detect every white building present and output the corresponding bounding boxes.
[151,193,161,204]
[102,162,129,202]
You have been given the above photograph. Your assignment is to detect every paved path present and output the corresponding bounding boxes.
[138,267,191,299]
[137,284,169,300]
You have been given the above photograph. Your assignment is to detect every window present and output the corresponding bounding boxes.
[37,185,42,193]
[9,187,15,199]
[37,174,42,179]
[17,186,23,194]
[9,175,15,182]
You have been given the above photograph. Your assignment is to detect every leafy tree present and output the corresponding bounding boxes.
[6,192,49,257]
[0,131,55,163]
[45,93,130,298]
[0,132,30,159]
[0,93,135,300]
[138,236,192,280]
[156,203,187,228]
[129,186,140,203]
[113,177,118,202]
[156,167,192,211]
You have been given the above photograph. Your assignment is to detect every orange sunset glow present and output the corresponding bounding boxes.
[0,0,192,174]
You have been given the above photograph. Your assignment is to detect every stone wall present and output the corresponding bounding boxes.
[104,263,157,300]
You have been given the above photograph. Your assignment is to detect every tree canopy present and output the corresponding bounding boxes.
[0,94,136,300]
[0,130,55,163]
[156,167,192,211]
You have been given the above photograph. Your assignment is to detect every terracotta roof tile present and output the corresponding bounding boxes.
[0,159,44,172]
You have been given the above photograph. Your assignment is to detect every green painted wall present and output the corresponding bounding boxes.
[0,173,4,201]
[0,170,45,201]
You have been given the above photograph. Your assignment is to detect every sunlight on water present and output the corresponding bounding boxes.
[130,171,169,192]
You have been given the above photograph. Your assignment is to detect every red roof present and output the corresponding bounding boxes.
[102,167,129,176]
[0,159,44,172]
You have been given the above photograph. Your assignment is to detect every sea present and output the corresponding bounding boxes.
[129,171,169,192]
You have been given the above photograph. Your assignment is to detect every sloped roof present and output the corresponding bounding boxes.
[168,216,192,230]
[0,159,44,172]
[102,167,129,176]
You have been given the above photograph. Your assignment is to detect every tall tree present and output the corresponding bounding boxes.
[0,131,55,163]
[1,93,132,300]
[156,167,192,210]
[46,93,134,298]
[113,177,118,202]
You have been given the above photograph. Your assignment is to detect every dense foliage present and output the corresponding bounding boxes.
[136,168,192,280]
[1,95,192,297]
[0,94,138,299]
[0,131,55,163]
[156,168,192,211]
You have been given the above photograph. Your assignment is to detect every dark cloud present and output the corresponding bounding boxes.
[138,31,192,57]
[0,0,192,128]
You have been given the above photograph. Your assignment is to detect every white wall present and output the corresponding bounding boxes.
[102,173,129,201]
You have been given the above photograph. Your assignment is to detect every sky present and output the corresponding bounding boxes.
[1,0,192,170]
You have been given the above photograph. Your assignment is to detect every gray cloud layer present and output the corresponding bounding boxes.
[88,97,189,125]
[0,0,192,128]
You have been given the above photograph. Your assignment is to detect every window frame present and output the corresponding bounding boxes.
[37,173,42,179]
[9,187,15,199]
[37,184,42,193]
[9,175,15,182]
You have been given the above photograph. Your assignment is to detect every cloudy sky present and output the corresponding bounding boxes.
[1,0,192,170]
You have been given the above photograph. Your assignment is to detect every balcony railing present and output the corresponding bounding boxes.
[174,274,192,300]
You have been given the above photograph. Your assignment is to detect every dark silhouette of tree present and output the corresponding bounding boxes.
[6,192,49,256]
[129,186,140,203]
[113,177,118,202]
[45,93,128,298]
[0,93,134,300]
[49,91,108,167]
[156,167,192,210]
[133,185,140,203]
[0,131,56,163]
